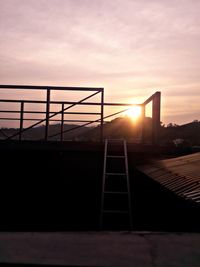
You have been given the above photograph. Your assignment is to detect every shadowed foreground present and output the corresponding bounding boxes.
[0,140,200,231]
[0,232,200,267]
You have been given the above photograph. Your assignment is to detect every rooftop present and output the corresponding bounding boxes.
[0,232,200,267]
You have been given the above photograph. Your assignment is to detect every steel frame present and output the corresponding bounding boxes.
[0,85,161,144]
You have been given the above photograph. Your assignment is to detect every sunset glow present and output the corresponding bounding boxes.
[1,0,200,125]
[125,106,142,121]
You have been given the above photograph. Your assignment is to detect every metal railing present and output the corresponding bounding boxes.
[0,85,161,144]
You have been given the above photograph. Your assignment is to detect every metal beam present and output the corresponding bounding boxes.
[0,84,103,91]
[61,103,64,142]
[0,99,142,106]
[100,89,104,142]
[19,101,24,141]
[140,105,145,144]
[152,92,161,145]
[45,89,51,141]
[143,91,160,106]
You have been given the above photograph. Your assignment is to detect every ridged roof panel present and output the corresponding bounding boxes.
[138,153,200,204]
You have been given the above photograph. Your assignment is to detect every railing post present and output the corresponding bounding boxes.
[100,88,104,142]
[61,103,64,141]
[45,89,51,141]
[152,91,161,145]
[141,104,145,144]
[19,101,24,141]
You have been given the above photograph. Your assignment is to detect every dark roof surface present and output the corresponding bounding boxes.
[138,152,200,204]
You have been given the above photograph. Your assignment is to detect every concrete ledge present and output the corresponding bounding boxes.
[0,232,200,267]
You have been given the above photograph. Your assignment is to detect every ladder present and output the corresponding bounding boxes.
[100,139,133,230]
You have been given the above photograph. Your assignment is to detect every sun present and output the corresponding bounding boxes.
[124,106,142,121]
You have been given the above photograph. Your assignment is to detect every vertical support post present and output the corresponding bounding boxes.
[19,101,24,141]
[100,88,104,142]
[152,91,161,145]
[140,104,145,144]
[45,89,51,141]
[61,103,64,141]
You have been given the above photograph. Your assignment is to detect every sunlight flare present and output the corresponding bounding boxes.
[124,106,142,121]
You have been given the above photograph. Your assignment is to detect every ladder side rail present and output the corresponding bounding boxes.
[100,139,108,228]
[124,140,133,229]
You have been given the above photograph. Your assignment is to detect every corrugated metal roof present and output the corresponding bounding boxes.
[137,152,200,204]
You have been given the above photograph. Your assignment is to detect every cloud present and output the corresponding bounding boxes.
[0,0,200,124]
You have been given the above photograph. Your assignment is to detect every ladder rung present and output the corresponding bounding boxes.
[103,210,129,214]
[105,173,126,176]
[104,191,128,194]
[106,155,125,158]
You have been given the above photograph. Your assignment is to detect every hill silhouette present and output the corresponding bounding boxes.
[0,124,93,141]
[77,116,151,142]
[1,118,200,145]
[160,120,200,146]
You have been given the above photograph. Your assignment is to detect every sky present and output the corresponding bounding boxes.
[1,0,200,125]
